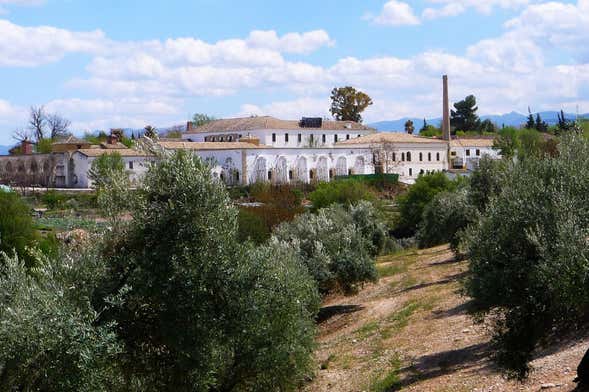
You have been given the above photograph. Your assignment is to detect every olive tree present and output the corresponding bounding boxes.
[94,150,319,391]
[465,134,589,377]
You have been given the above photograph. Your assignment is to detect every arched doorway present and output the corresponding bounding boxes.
[317,156,329,182]
[336,156,347,176]
[296,156,308,183]
[274,157,288,184]
[354,156,365,175]
[253,157,267,183]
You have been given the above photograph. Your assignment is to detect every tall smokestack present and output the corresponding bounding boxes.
[442,75,451,141]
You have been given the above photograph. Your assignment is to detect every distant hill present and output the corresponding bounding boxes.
[369,111,588,133]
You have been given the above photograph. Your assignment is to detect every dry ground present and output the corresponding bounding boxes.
[304,245,589,392]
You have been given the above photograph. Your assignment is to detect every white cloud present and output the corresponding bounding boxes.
[0,19,107,66]
[370,0,420,26]
[246,30,334,54]
[237,97,331,120]
[423,0,531,20]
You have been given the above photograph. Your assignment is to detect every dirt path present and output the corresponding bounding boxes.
[304,246,588,392]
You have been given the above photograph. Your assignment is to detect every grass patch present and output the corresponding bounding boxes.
[355,321,380,340]
[369,355,403,392]
[377,262,409,278]
[320,353,337,370]
[381,300,423,340]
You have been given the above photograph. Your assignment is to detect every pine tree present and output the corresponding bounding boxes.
[525,107,535,129]
[450,95,481,132]
[535,113,548,133]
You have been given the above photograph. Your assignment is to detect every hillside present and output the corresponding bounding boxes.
[306,246,587,391]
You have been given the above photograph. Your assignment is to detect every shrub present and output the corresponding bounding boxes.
[95,150,319,390]
[42,190,66,209]
[0,191,37,265]
[309,178,375,210]
[416,189,477,253]
[468,156,509,213]
[465,135,589,377]
[0,250,122,391]
[395,172,461,237]
[237,207,271,244]
[273,202,380,294]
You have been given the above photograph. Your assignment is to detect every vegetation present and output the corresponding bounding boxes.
[450,95,480,133]
[309,178,375,211]
[273,201,384,294]
[404,120,414,134]
[330,86,373,123]
[191,113,216,127]
[0,191,38,265]
[93,150,319,390]
[465,134,589,377]
[88,152,128,189]
[394,172,462,237]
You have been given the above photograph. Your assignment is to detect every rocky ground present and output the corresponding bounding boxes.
[304,245,589,392]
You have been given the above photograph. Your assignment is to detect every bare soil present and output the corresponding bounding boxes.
[304,245,589,392]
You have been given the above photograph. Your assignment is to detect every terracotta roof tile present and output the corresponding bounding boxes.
[450,138,496,148]
[76,149,151,157]
[158,141,271,150]
[337,132,448,145]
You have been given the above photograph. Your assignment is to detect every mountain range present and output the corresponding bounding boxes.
[368,111,587,133]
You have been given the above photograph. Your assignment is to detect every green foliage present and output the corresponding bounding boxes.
[309,178,375,211]
[36,137,53,153]
[395,172,461,237]
[464,135,589,377]
[416,189,476,252]
[95,150,319,390]
[42,189,66,209]
[0,191,37,265]
[330,86,373,123]
[468,156,508,213]
[450,95,480,133]
[88,152,126,189]
[273,201,382,294]
[191,113,216,127]
[83,131,108,144]
[0,251,122,391]
[419,125,442,137]
[237,208,271,244]
[404,119,415,134]
[494,127,519,159]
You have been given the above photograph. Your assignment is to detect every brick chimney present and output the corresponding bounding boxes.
[442,75,451,141]
[107,134,119,145]
[22,138,33,155]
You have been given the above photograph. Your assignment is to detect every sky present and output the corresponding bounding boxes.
[0,0,587,144]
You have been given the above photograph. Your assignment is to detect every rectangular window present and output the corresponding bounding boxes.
[298,133,302,143]
[392,152,396,162]
[272,133,276,142]
[346,134,350,140]
[466,149,471,156]
[476,149,481,156]
[128,161,134,170]
[334,134,338,142]
[322,134,326,143]
[285,133,289,143]
[409,168,413,176]
[310,134,314,143]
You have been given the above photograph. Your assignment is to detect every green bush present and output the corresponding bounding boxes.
[95,150,319,390]
[465,134,589,377]
[0,191,37,265]
[468,156,509,213]
[395,172,462,237]
[0,251,122,391]
[416,189,477,253]
[237,207,271,244]
[309,178,375,211]
[273,202,381,294]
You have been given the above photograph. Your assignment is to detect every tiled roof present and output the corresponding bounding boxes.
[100,142,128,149]
[76,149,151,157]
[158,141,271,150]
[186,116,375,134]
[450,138,496,148]
[52,135,90,145]
[337,132,449,145]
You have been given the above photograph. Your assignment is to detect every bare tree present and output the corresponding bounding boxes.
[12,128,32,143]
[28,106,47,142]
[46,113,71,138]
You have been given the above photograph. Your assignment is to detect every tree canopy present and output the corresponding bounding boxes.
[330,86,373,123]
[450,95,480,133]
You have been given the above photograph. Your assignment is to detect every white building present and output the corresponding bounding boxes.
[449,138,499,170]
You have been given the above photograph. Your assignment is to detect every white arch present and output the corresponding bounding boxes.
[252,157,267,183]
[354,156,365,175]
[275,156,288,184]
[296,156,308,183]
[317,156,329,182]
[336,156,347,176]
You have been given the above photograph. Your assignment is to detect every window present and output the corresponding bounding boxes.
[392,152,396,162]
[310,134,314,143]
[298,133,302,143]
[407,152,412,162]
[401,152,405,161]
[128,161,134,170]
[268,171,272,180]
[476,149,481,156]
[228,136,233,142]
[419,152,423,161]
[436,152,440,161]
[220,137,224,142]
[309,170,314,179]
[285,133,289,143]
[272,133,276,142]
[322,134,326,143]
[451,151,456,156]
[409,168,413,176]
[289,170,293,180]
[357,134,361,138]
[466,149,471,156]
[334,134,338,142]
[428,152,431,161]
[235,171,240,182]
[346,134,350,140]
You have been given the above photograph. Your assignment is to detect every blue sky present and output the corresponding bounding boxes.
[0,0,586,144]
